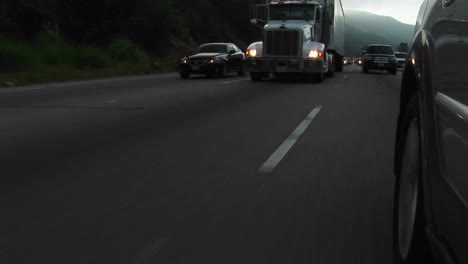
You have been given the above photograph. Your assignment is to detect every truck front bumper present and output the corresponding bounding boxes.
[246,57,326,74]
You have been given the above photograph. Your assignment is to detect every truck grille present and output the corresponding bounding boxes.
[265,30,300,57]
[373,57,389,63]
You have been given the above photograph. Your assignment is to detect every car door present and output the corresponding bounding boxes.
[426,0,468,261]
[225,44,237,70]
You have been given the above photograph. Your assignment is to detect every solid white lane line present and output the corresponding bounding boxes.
[220,78,250,84]
[258,106,322,174]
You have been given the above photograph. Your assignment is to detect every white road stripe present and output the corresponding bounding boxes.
[258,106,322,174]
[220,78,250,84]
[344,75,348,79]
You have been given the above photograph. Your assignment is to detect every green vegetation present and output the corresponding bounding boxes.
[0,33,161,86]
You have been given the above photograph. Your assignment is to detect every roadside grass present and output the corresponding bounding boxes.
[0,63,156,86]
[0,34,182,87]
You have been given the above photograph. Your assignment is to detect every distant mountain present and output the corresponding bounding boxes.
[344,10,415,56]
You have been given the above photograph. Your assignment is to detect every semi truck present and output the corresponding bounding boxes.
[246,0,345,82]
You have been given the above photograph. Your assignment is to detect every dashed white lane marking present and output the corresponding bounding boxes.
[344,75,348,79]
[107,100,118,104]
[258,106,323,174]
[220,78,250,84]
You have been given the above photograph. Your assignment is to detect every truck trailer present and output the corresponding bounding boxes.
[246,0,345,82]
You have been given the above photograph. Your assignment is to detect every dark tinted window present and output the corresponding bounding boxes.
[270,5,316,21]
[367,46,394,55]
[195,44,228,53]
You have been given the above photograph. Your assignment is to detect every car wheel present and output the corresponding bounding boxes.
[238,63,246,76]
[250,72,263,81]
[363,66,368,73]
[218,64,228,78]
[391,68,398,75]
[180,71,190,79]
[393,95,433,264]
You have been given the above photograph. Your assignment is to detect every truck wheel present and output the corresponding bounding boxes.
[362,66,368,74]
[250,72,263,81]
[335,56,344,72]
[326,56,335,78]
[313,72,324,83]
[389,68,397,75]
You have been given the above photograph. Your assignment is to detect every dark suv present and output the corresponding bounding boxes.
[362,44,397,75]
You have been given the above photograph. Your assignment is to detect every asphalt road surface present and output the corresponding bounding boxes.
[0,65,401,264]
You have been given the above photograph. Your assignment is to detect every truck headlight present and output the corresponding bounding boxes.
[308,50,323,58]
[246,49,258,57]
[390,56,397,62]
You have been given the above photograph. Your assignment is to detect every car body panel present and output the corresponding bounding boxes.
[397,0,468,262]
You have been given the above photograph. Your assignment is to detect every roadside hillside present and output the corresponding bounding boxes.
[344,10,415,56]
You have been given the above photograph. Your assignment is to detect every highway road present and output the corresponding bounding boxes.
[0,65,401,263]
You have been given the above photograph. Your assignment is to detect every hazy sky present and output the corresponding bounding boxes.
[342,0,425,24]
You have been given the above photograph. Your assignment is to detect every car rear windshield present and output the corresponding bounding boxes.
[195,44,228,54]
[367,46,394,55]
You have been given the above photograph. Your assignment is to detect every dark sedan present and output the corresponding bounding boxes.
[178,43,245,79]
[393,0,468,263]
[362,44,397,74]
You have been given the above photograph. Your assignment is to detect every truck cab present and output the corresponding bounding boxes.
[246,0,345,82]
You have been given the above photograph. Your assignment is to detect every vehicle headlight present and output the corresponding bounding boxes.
[181,58,188,64]
[364,55,372,61]
[246,48,258,57]
[390,56,397,62]
[308,50,323,58]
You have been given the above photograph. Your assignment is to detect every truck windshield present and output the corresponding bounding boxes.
[195,44,228,54]
[367,46,394,55]
[269,5,316,21]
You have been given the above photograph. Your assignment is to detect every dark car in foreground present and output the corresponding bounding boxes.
[395,52,408,69]
[178,43,245,79]
[362,44,397,74]
[393,0,468,263]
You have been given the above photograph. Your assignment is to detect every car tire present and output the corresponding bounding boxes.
[250,72,263,81]
[238,63,246,76]
[393,95,433,264]
[390,68,398,75]
[218,64,228,78]
[362,66,368,73]
[180,71,190,79]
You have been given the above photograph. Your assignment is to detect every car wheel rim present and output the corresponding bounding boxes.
[398,118,420,259]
